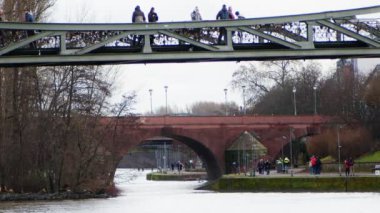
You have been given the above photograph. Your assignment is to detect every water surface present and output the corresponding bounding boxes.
[1,169,379,213]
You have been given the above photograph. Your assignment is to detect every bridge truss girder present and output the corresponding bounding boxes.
[0,6,379,67]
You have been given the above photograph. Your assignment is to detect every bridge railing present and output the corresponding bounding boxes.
[0,6,379,66]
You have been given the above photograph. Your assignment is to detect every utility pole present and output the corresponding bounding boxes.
[149,89,153,114]
[224,88,228,116]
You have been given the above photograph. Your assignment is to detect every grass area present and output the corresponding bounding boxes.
[356,151,380,163]
[146,172,206,181]
[320,155,336,163]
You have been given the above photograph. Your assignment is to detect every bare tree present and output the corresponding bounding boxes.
[188,101,239,116]
[233,61,321,115]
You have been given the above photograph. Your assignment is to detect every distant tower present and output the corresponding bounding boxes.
[336,59,357,84]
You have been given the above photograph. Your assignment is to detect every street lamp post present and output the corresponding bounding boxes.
[149,89,153,115]
[155,150,159,171]
[289,128,294,177]
[281,136,286,160]
[337,124,342,176]
[164,86,168,115]
[281,136,287,173]
[292,86,297,116]
[242,85,246,115]
[163,142,167,172]
[224,88,228,116]
[313,85,317,115]
[245,153,249,176]
[252,143,257,177]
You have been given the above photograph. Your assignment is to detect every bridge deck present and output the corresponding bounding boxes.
[127,115,338,127]
[0,6,380,66]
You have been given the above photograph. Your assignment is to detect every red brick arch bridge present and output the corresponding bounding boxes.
[106,115,336,180]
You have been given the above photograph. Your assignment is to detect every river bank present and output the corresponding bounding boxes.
[0,191,110,201]
[0,168,143,201]
[200,174,380,192]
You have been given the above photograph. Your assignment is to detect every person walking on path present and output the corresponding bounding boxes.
[310,155,317,175]
[264,160,271,175]
[344,157,354,176]
[216,4,229,44]
[283,157,290,173]
[315,156,322,175]
[344,158,351,176]
[349,157,355,176]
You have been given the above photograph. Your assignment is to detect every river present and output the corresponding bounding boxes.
[1,169,379,213]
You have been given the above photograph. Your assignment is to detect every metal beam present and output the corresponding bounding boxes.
[0,31,54,55]
[348,20,380,38]
[158,30,219,51]
[239,26,302,49]
[75,32,130,55]
[1,48,380,66]
[318,20,380,47]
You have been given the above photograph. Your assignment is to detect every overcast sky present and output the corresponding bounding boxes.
[49,0,380,114]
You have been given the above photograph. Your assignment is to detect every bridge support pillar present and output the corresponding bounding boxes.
[143,34,152,53]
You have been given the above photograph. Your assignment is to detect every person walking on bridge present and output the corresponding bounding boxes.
[191,6,202,21]
[191,6,202,41]
[228,6,235,20]
[235,11,245,42]
[148,7,158,23]
[24,8,36,48]
[148,7,158,44]
[132,6,146,46]
[216,4,229,44]
[0,9,6,47]
[132,6,146,23]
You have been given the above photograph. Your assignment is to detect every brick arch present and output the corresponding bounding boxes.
[165,134,222,180]
[103,115,335,179]
[114,127,223,180]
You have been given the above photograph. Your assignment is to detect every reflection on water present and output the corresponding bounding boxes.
[1,169,380,213]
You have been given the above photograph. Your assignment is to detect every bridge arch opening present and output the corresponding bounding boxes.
[118,135,222,180]
[167,134,222,180]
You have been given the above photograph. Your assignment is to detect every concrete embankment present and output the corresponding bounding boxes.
[199,175,380,192]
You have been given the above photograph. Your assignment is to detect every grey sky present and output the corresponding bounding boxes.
[49,0,380,114]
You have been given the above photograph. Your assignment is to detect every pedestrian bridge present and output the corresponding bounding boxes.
[0,6,380,67]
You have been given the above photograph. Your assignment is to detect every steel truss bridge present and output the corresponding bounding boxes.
[0,6,380,67]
